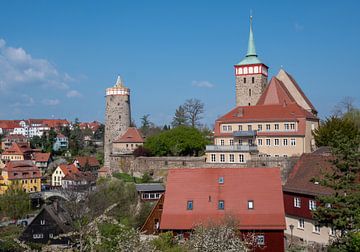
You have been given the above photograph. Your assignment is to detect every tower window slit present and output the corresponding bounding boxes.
[243,77,246,83]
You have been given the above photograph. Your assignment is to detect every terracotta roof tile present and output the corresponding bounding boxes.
[283,153,334,196]
[74,156,100,168]
[63,171,96,182]
[59,164,79,176]
[4,160,41,180]
[114,127,144,143]
[257,77,295,106]
[33,152,51,162]
[160,168,285,230]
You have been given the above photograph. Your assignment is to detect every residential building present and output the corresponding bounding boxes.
[142,168,286,252]
[0,160,41,194]
[53,133,69,151]
[283,149,336,246]
[1,134,28,150]
[62,172,96,190]
[79,121,101,133]
[73,156,100,172]
[112,127,144,154]
[141,195,164,235]
[135,183,165,201]
[51,164,79,187]
[1,142,32,161]
[20,203,72,245]
[32,152,52,174]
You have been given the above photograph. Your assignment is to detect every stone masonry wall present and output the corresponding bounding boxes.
[104,94,131,167]
[110,154,299,185]
[236,74,267,106]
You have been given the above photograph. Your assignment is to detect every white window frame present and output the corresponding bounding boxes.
[266,139,271,146]
[229,154,234,163]
[266,124,271,131]
[298,219,305,229]
[274,124,279,130]
[220,154,225,163]
[309,200,316,210]
[313,224,321,234]
[258,139,263,146]
[256,235,265,245]
[283,139,288,146]
[284,123,289,130]
[294,197,301,208]
[239,154,245,163]
[229,139,234,146]
[211,154,216,162]
[257,124,262,131]
[220,139,225,146]
[291,138,296,146]
[274,139,280,146]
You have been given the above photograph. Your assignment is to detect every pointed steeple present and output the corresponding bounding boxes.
[246,15,257,57]
[115,75,123,87]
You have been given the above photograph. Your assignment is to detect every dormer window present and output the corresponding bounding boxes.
[218,177,224,184]
[248,200,254,209]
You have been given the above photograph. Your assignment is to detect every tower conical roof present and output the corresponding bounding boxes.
[236,15,263,66]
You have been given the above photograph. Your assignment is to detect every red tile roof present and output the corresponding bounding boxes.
[0,120,21,129]
[33,152,51,162]
[3,134,28,141]
[4,161,41,180]
[114,127,144,143]
[160,168,285,230]
[74,156,100,168]
[59,164,79,176]
[283,153,334,196]
[2,142,31,155]
[257,77,295,106]
[63,171,96,182]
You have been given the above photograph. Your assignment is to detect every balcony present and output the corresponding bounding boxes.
[206,144,258,152]
[233,130,257,137]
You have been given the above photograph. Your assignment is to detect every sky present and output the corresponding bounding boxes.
[0,1,359,126]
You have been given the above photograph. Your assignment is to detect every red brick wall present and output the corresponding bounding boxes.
[283,191,315,219]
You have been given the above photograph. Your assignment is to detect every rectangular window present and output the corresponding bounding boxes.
[309,200,316,210]
[238,139,243,145]
[238,125,242,131]
[291,138,296,146]
[283,139,288,146]
[274,124,279,130]
[222,125,227,131]
[329,227,336,236]
[229,154,234,163]
[284,123,289,130]
[229,139,234,146]
[313,224,321,233]
[248,200,254,209]
[220,140,225,146]
[218,177,224,184]
[218,200,225,210]
[258,139,263,146]
[187,200,193,210]
[247,125,252,131]
[211,154,216,162]
[298,219,305,229]
[220,154,225,162]
[266,139,271,146]
[266,124,271,131]
[239,154,245,163]
[248,139,253,145]
[290,123,295,130]
[294,197,301,208]
[228,125,232,131]
[256,235,265,245]
[243,77,246,83]
[257,124,262,131]
[252,77,255,83]
[274,139,280,146]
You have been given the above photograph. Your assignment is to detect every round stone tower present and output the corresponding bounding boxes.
[104,76,131,168]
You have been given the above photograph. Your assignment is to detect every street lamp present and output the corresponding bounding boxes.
[289,224,294,247]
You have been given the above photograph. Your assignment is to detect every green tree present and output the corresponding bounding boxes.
[313,117,359,147]
[29,135,42,149]
[140,114,151,136]
[69,122,84,156]
[171,105,188,128]
[94,124,105,140]
[60,125,71,138]
[313,127,360,250]
[343,108,360,129]
[0,187,31,220]
[144,126,210,156]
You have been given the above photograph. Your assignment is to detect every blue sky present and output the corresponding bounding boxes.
[0,1,359,126]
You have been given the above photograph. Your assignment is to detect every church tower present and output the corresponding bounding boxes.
[235,16,268,106]
[104,76,131,168]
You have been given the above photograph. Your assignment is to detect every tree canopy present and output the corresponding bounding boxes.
[144,126,210,156]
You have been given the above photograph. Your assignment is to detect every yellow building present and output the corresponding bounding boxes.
[0,160,41,194]
[1,142,32,162]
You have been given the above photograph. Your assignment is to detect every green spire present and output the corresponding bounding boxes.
[246,15,257,57]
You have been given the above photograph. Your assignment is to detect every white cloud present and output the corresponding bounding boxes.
[10,94,35,107]
[0,38,71,91]
[42,99,60,106]
[294,22,304,32]
[66,90,82,98]
[192,80,215,88]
